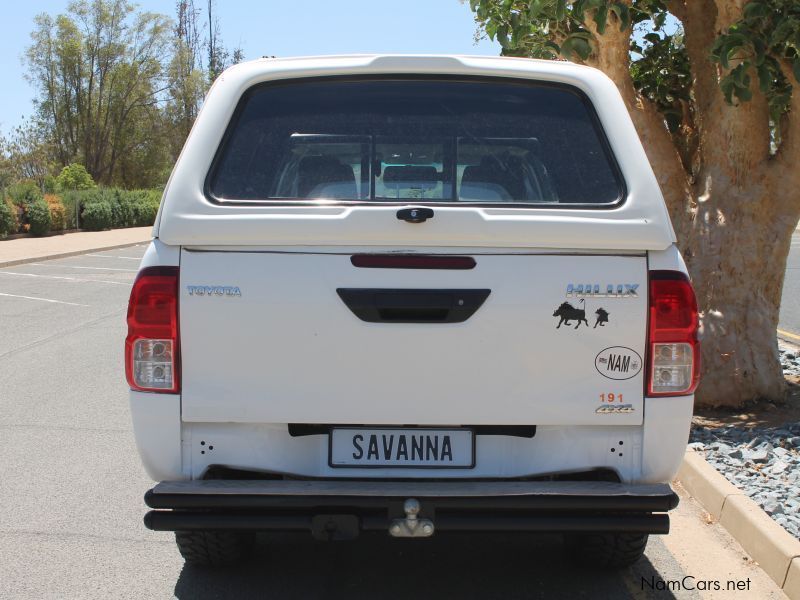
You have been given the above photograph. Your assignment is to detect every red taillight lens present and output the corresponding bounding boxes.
[125,266,180,393]
[647,271,699,396]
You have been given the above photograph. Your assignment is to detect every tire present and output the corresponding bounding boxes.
[175,530,255,567]
[565,532,649,568]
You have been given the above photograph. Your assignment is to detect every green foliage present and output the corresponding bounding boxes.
[43,175,57,194]
[60,190,81,229]
[55,163,96,191]
[8,180,43,207]
[0,184,155,233]
[630,31,692,132]
[470,0,797,150]
[6,181,43,233]
[0,198,17,238]
[470,0,663,60]
[20,0,244,190]
[71,187,161,230]
[27,198,52,236]
[26,2,172,189]
[125,189,162,226]
[81,199,113,231]
[710,0,799,141]
[44,194,66,231]
[0,119,53,188]
[79,188,116,230]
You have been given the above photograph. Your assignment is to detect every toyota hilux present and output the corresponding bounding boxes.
[127,54,699,568]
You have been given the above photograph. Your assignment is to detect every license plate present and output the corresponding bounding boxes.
[329,428,474,468]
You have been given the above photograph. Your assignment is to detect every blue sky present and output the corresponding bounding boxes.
[0,0,500,136]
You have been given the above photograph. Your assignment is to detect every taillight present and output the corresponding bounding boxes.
[125,266,180,393]
[647,271,699,396]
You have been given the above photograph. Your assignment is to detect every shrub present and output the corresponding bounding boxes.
[8,180,42,207]
[8,181,43,232]
[76,188,114,229]
[34,186,161,231]
[44,194,66,231]
[0,198,17,238]
[81,199,113,230]
[60,191,80,229]
[138,189,162,226]
[43,175,57,194]
[110,188,134,228]
[27,198,52,236]
[122,189,161,227]
[55,163,96,191]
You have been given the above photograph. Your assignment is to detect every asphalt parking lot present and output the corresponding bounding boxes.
[0,245,786,599]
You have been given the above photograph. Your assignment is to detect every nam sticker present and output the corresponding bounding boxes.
[595,346,642,380]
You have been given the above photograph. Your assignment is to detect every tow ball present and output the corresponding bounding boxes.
[389,498,435,538]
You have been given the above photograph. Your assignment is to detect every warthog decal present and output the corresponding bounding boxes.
[594,307,610,328]
[553,302,589,329]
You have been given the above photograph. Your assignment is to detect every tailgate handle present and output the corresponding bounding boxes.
[336,289,490,323]
[397,207,434,223]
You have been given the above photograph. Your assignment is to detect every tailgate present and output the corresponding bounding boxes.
[179,250,647,426]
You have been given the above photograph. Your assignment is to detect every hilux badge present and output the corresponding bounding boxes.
[187,285,242,297]
[566,284,639,298]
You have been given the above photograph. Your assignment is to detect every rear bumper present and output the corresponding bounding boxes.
[130,393,694,484]
[143,480,679,536]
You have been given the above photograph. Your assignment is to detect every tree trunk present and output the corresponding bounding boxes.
[471,0,800,408]
[589,1,800,407]
[583,12,694,241]
[685,177,797,406]
[673,0,799,406]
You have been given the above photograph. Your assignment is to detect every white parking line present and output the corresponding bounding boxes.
[85,254,142,260]
[0,271,131,286]
[0,292,89,307]
[30,263,138,272]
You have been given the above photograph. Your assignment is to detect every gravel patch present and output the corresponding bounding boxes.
[688,342,800,539]
[781,343,800,377]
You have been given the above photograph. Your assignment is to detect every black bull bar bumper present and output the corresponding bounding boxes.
[144,480,679,537]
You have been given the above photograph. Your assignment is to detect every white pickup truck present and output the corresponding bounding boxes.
[127,55,699,568]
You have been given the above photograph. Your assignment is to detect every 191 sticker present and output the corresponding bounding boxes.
[595,346,642,380]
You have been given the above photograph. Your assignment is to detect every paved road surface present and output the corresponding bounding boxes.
[779,230,800,341]
[0,247,785,598]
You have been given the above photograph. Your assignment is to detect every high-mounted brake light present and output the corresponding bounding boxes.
[647,271,699,396]
[125,266,180,393]
[351,254,476,270]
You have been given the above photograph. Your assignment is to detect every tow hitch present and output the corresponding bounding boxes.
[389,498,434,538]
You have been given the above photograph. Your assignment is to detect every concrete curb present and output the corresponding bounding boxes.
[678,450,800,598]
[0,240,146,269]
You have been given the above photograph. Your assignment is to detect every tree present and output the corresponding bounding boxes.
[1,119,54,188]
[206,0,226,84]
[25,0,172,187]
[205,0,243,85]
[166,0,205,157]
[55,163,96,191]
[470,0,800,407]
[22,0,246,189]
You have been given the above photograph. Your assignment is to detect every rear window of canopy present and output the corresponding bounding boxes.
[208,77,624,207]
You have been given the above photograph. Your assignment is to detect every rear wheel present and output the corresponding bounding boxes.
[175,530,255,567]
[565,532,649,568]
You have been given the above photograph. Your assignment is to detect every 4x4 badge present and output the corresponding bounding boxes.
[596,404,635,414]
[566,284,638,298]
